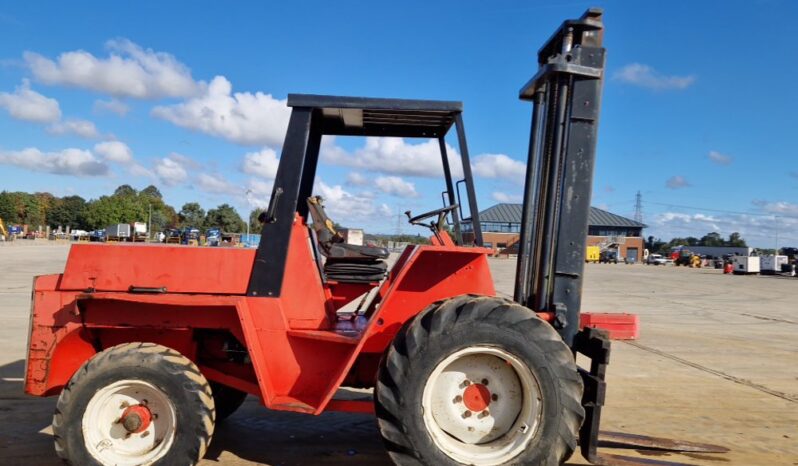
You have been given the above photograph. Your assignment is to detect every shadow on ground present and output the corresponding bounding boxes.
[0,359,393,465]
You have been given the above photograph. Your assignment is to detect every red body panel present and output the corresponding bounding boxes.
[61,243,255,294]
[25,215,498,415]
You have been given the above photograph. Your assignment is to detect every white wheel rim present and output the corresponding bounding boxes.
[421,346,542,465]
[82,379,177,466]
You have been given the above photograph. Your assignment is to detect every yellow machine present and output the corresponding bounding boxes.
[585,245,600,263]
[0,217,8,241]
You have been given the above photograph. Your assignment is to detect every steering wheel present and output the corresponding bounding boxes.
[405,204,458,228]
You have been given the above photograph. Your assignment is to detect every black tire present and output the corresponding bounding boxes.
[375,295,584,466]
[210,382,248,422]
[53,342,215,466]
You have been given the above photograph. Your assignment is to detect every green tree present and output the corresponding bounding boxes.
[0,191,18,223]
[83,195,147,230]
[699,232,723,247]
[249,208,265,232]
[178,202,206,228]
[114,184,137,197]
[149,209,170,231]
[140,185,162,199]
[47,195,87,229]
[206,204,245,232]
[726,232,747,247]
[23,194,45,227]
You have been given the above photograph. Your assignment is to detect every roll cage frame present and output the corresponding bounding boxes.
[247,94,484,298]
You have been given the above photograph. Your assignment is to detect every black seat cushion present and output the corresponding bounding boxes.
[326,243,390,261]
[324,259,388,283]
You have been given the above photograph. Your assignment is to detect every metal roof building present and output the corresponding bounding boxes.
[473,203,645,234]
[465,203,647,262]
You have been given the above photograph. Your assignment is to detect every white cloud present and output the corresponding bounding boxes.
[613,63,695,91]
[649,205,798,248]
[241,147,279,179]
[47,119,101,139]
[0,147,108,176]
[491,191,522,203]
[375,176,418,197]
[24,39,202,99]
[128,163,154,178]
[321,136,463,178]
[321,137,526,185]
[153,153,190,186]
[707,150,732,166]
[472,153,526,184]
[152,76,290,146]
[346,171,368,186]
[94,140,132,163]
[314,179,391,220]
[245,178,274,209]
[0,79,61,123]
[754,200,798,217]
[93,98,129,116]
[665,175,691,189]
[196,172,240,195]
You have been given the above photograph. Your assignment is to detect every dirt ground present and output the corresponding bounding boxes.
[0,242,796,465]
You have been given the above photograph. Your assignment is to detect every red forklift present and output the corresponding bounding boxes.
[24,9,724,466]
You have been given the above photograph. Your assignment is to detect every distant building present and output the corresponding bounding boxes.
[463,203,646,262]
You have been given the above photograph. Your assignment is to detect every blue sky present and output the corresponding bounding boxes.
[1,1,797,247]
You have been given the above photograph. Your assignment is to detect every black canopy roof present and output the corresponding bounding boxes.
[287,94,462,138]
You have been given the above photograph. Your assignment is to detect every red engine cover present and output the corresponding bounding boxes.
[60,243,256,294]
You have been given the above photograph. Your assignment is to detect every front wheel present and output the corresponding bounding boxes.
[375,296,584,466]
[53,342,215,466]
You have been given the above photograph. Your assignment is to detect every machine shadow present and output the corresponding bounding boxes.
[0,359,62,465]
[205,397,393,465]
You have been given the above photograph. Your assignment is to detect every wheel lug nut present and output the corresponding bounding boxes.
[453,395,463,404]
[462,380,471,387]
[481,378,489,385]
[462,411,472,418]
[491,394,499,401]
[480,410,490,418]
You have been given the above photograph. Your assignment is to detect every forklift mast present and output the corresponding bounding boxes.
[513,8,606,345]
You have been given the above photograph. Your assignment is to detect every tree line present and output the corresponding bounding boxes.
[0,185,258,234]
[646,231,748,253]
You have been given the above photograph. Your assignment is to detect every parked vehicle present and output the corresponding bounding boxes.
[585,245,600,263]
[132,222,148,242]
[760,255,788,275]
[600,249,620,264]
[646,253,667,265]
[206,227,222,246]
[106,224,132,241]
[732,255,760,275]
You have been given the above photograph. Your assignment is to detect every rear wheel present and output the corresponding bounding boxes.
[53,342,215,466]
[375,296,583,466]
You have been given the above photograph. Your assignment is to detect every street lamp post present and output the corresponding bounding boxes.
[245,189,252,247]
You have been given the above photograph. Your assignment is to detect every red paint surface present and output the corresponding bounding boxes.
[580,312,639,340]
[121,405,152,433]
[61,243,255,294]
[463,383,491,412]
[25,214,499,416]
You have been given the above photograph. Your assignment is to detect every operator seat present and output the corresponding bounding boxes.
[306,196,390,283]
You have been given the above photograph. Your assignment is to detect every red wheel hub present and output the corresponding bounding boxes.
[120,405,152,434]
[463,383,491,412]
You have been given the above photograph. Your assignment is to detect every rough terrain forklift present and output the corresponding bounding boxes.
[23,9,724,466]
